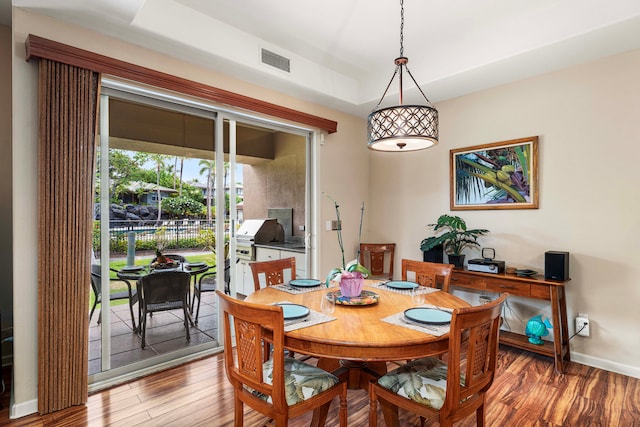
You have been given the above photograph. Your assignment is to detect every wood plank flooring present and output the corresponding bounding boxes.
[2,345,639,426]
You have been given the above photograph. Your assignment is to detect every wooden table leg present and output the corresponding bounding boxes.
[558,286,571,362]
[317,358,387,390]
[550,286,565,373]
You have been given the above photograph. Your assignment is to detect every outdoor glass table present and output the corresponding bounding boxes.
[116,263,211,331]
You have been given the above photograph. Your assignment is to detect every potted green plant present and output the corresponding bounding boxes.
[419,214,489,269]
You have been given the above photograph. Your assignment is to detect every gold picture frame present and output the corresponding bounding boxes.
[450,136,539,210]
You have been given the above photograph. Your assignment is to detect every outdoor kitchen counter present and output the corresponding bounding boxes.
[254,242,306,253]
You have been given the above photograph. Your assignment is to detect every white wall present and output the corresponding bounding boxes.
[10,9,368,416]
[369,48,640,376]
[11,11,40,418]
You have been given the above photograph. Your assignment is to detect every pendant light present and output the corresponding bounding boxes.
[367,0,439,151]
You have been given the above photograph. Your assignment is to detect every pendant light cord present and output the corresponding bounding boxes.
[399,0,404,57]
[371,0,433,112]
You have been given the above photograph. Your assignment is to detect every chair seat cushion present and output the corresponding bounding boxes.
[377,356,449,410]
[253,356,340,406]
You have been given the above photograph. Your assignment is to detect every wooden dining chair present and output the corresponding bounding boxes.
[216,290,348,427]
[360,243,395,280]
[250,257,296,291]
[401,259,455,292]
[138,271,191,349]
[249,257,308,359]
[369,293,508,427]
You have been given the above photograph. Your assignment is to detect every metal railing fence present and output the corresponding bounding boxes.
[93,219,220,254]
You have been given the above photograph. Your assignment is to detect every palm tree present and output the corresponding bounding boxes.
[173,156,178,189]
[199,159,215,221]
[178,157,184,196]
[223,162,230,218]
[149,153,169,221]
[172,156,185,196]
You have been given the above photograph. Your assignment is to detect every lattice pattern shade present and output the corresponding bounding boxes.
[367,105,439,151]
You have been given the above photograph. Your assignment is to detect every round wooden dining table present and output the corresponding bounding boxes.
[245,282,470,389]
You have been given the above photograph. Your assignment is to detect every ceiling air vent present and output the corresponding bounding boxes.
[261,48,290,73]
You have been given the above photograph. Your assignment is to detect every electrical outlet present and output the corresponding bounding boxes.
[576,314,590,337]
[325,220,341,231]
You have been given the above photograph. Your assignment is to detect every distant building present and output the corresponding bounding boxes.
[190,181,244,199]
[119,180,178,205]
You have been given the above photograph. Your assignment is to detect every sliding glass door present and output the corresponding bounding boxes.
[90,78,316,388]
[91,87,224,384]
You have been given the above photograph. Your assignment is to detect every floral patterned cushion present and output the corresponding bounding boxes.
[251,356,340,406]
[377,356,450,410]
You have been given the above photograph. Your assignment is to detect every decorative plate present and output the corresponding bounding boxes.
[276,303,310,320]
[289,279,322,287]
[404,308,452,325]
[185,262,206,269]
[121,265,144,272]
[327,290,380,306]
[515,269,538,277]
[386,280,419,290]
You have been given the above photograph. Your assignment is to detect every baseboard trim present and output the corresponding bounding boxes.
[571,351,640,379]
[9,398,38,419]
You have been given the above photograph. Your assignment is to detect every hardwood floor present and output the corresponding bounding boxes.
[2,345,639,426]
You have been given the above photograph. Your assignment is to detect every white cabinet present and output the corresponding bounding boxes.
[236,259,254,296]
[256,248,281,262]
[288,251,307,279]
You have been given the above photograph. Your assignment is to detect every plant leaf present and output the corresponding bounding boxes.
[325,268,342,287]
[347,262,371,277]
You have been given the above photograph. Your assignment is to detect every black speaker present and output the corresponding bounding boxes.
[545,251,569,281]
[423,244,444,263]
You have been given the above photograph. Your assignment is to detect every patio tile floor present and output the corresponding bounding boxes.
[88,292,218,376]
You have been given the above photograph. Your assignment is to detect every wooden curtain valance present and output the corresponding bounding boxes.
[25,34,338,134]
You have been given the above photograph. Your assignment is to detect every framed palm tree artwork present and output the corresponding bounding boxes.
[450,136,539,210]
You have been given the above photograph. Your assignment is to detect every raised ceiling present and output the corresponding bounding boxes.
[10,0,640,116]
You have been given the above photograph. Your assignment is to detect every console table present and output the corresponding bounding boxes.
[450,269,571,373]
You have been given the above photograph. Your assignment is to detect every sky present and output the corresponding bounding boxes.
[129,149,243,185]
[181,158,243,184]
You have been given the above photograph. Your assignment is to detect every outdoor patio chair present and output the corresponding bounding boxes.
[192,258,232,324]
[90,264,138,331]
[138,271,191,349]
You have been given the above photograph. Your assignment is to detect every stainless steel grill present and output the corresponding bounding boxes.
[235,218,284,261]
